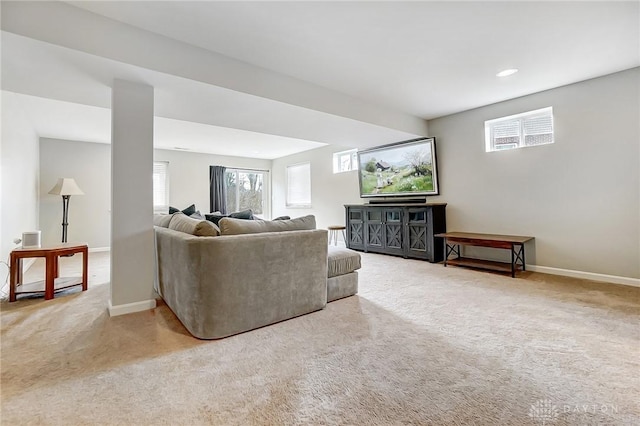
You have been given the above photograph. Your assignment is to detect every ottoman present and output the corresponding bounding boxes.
[327,246,361,302]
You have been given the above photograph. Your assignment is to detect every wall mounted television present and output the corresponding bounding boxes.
[357,137,439,199]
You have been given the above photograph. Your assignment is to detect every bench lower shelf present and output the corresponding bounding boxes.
[15,277,84,296]
[445,257,522,274]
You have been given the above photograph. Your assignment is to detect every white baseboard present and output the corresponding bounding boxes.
[527,264,640,288]
[89,247,110,253]
[108,298,156,317]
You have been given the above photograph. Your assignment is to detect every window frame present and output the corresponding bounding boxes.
[153,161,169,214]
[286,162,312,208]
[485,107,554,152]
[224,168,270,219]
[333,149,359,173]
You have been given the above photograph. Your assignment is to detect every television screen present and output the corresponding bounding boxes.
[357,137,439,198]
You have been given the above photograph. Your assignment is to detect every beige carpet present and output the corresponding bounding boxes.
[1,251,638,425]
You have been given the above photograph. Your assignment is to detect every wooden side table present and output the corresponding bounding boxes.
[9,243,88,302]
[328,225,346,246]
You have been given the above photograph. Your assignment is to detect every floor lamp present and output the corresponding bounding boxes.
[48,178,84,243]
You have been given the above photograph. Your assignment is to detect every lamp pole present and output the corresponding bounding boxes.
[49,178,84,244]
[61,195,71,243]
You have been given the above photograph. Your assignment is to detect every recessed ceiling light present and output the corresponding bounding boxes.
[497,68,518,77]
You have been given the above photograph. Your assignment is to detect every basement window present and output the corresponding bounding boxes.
[333,149,358,173]
[485,107,554,152]
[153,161,169,214]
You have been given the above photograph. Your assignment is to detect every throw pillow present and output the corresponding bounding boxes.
[169,204,197,216]
[229,209,254,220]
[273,215,291,221]
[190,211,205,220]
[205,213,227,226]
[219,215,316,235]
[168,212,219,237]
[205,209,254,225]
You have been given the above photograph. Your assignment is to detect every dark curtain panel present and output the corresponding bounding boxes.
[209,165,227,214]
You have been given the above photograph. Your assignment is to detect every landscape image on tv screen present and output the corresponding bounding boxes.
[357,137,438,197]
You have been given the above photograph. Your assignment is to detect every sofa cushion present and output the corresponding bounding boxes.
[169,204,197,216]
[327,246,362,278]
[219,215,316,235]
[153,213,174,228]
[169,213,220,236]
[328,272,358,302]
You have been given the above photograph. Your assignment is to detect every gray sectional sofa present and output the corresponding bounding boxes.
[154,213,360,339]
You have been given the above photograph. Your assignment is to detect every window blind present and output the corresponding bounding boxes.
[485,107,554,152]
[153,162,169,213]
[286,163,311,207]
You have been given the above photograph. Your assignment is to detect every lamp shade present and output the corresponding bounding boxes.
[48,178,84,196]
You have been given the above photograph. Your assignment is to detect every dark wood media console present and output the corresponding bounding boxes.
[344,203,446,262]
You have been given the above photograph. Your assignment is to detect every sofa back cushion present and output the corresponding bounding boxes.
[153,213,174,228]
[169,213,220,236]
[219,215,316,235]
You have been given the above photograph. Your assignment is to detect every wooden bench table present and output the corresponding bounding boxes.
[9,243,88,302]
[435,232,534,277]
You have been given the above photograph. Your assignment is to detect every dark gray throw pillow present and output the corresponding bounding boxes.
[229,209,254,220]
[205,213,227,225]
[206,209,253,225]
[169,204,197,216]
[273,216,291,221]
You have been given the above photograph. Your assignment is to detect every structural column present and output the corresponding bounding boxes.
[109,79,156,316]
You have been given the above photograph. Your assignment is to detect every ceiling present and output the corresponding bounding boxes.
[7,92,328,159]
[2,1,639,158]
[67,1,640,118]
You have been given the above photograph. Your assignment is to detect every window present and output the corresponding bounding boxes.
[333,149,358,173]
[224,169,270,218]
[286,162,311,208]
[485,107,554,152]
[153,161,169,213]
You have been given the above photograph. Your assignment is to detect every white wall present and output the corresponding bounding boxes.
[427,68,639,279]
[272,70,639,280]
[1,92,40,286]
[154,149,271,216]
[39,139,111,248]
[272,145,362,236]
[37,140,272,249]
